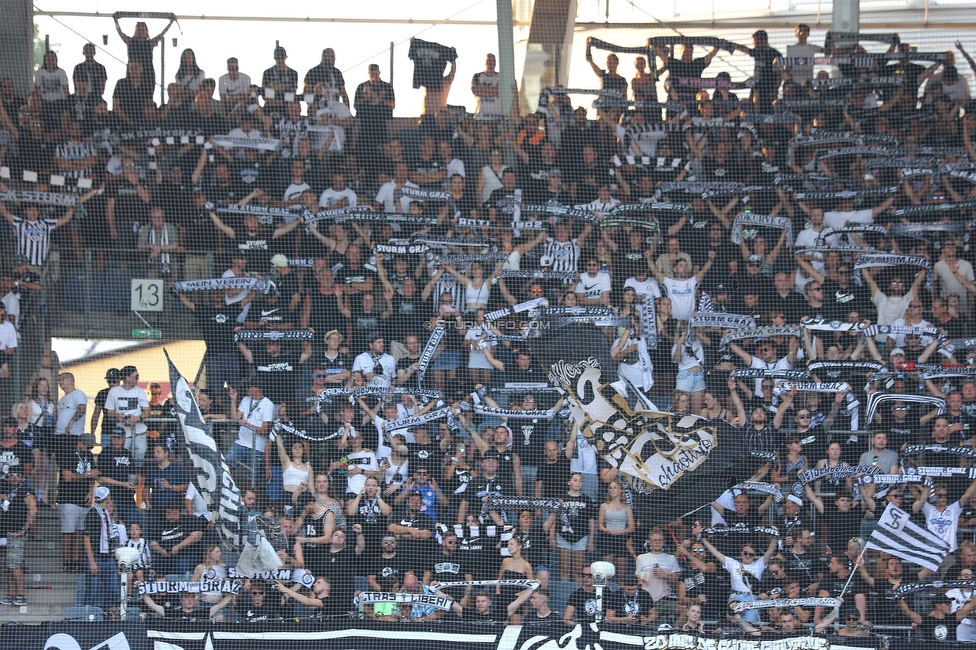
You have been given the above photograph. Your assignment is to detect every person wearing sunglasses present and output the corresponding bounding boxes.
[912,480,976,556]
[859,266,927,345]
[693,522,779,627]
[676,536,726,623]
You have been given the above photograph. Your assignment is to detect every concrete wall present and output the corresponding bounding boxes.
[0,0,34,96]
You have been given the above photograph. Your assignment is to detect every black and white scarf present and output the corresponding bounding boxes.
[431,579,540,591]
[227,567,316,587]
[484,298,549,323]
[353,591,453,611]
[212,135,283,151]
[649,36,737,52]
[498,270,578,282]
[0,190,78,207]
[795,187,898,201]
[730,213,793,247]
[703,524,780,537]
[920,366,976,380]
[234,329,315,342]
[138,579,243,595]
[776,99,850,111]
[733,597,839,612]
[383,407,452,432]
[816,147,891,161]
[351,386,442,404]
[853,255,931,276]
[810,76,903,88]
[690,313,756,330]
[640,292,658,350]
[672,77,752,90]
[172,277,275,294]
[211,203,301,220]
[941,338,976,355]
[480,496,570,531]
[814,224,889,246]
[269,421,340,443]
[806,360,885,374]
[732,369,810,381]
[731,482,784,503]
[891,580,976,600]
[522,203,600,224]
[443,253,510,264]
[861,323,940,340]
[901,444,976,461]
[857,473,932,488]
[866,393,945,423]
[417,323,446,386]
[798,465,881,485]
[720,326,801,349]
[92,503,118,555]
[472,405,557,419]
[773,382,859,413]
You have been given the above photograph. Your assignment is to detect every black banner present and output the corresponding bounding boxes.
[4,621,857,650]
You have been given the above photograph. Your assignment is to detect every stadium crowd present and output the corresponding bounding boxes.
[2,20,976,642]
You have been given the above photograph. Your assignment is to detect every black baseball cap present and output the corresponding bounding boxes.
[105,368,122,381]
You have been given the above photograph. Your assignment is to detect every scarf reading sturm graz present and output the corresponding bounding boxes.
[732,369,810,381]
[430,579,541,591]
[857,473,933,488]
[901,444,976,460]
[383,407,452,432]
[172,277,276,294]
[138,579,243,595]
[730,213,793,247]
[689,313,756,330]
[733,597,839,612]
[860,324,941,341]
[731,481,784,503]
[472,405,557,419]
[233,329,315,342]
[479,496,572,532]
[920,366,976,380]
[398,185,458,210]
[417,323,445,386]
[522,203,600,224]
[853,255,932,275]
[227,567,316,587]
[301,206,375,230]
[814,224,889,245]
[702,524,781,537]
[798,465,881,485]
[0,190,77,207]
[719,326,801,349]
[772,382,859,414]
[941,338,976,355]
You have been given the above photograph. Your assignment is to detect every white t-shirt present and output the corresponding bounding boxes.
[104,386,150,439]
[749,356,793,396]
[663,276,697,321]
[723,556,767,593]
[319,187,358,209]
[635,551,681,601]
[472,71,500,115]
[823,209,874,247]
[234,396,275,452]
[0,321,17,351]
[615,336,653,391]
[890,317,934,347]
[56,389,88,436]
[624,276,661,301]
[345,449,378,494]
[922,500,964,552]
[34,67,69,102]
[575,272,612,302]
[218,72,252,98]
[785,43,821,84]
[374,180,420,213]
[353,352,397,387]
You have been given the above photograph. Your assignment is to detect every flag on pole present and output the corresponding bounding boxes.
[165,350,283,576]
[866,503,950,571]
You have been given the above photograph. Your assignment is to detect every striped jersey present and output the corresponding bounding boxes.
[11,216,58,265]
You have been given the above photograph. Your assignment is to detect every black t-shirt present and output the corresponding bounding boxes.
[607,588,656,620]
[56,447,95,505]
[425,551,471,599]
[536,458,571,498]
[0,442,31,479]
[567,587,600,623]
[335,264,377,290]
[96,445,136,504]
[148,514,204,553]
[407,442,440,467]
[461,602,503,622]
[110,181,150,240]
[820,279,870,320]
[243,600,282,622]
[369,552,407,583]
[0,480,32,535]
[559,493,596,543]
[194,304,241,355]
[250,347,301,406]
[668,58,710,100]
[317,545,360,612]
[822,505,862,554]
[112,77,153,119]
[748,47,783,90]
[511,419,548,467]
[918,615,958,643]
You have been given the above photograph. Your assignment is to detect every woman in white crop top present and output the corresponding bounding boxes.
[275,431,313,499]
[443,260,501,311]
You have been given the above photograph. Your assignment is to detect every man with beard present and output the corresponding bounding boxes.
[423,531,475,606]
[861,267,928,341]
[782,526,822,593]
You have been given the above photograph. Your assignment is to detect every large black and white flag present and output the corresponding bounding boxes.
[165,351,282,576]
[866,503,950,571]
